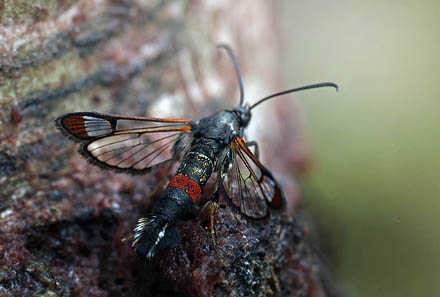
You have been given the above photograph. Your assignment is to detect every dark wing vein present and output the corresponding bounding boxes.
[220,137,284,218]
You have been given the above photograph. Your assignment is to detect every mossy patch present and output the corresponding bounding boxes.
[0,0,77,24]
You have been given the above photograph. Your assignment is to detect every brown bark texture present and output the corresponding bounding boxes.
[0,1,339,297]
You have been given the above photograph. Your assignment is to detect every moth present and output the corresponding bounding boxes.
[56,45,337,259]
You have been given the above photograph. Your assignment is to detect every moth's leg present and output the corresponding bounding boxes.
[201,191,221,261]
[210,191,221,261]
[246,141,260,159]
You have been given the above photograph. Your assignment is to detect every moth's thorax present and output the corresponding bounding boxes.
[193,110,240,143]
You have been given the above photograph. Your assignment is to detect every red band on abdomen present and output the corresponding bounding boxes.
[167,175,202,203]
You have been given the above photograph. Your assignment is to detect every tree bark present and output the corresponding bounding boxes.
[0,1,339,296]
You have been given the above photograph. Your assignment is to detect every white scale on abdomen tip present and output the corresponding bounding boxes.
[147,224,167,258]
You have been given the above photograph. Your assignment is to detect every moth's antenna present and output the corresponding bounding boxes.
[249,82,338,110]
[217,44,245,106]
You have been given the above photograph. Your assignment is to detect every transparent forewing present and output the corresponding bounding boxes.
[221,137,284,218]
[56,112,192,141]
[56,112,193,173]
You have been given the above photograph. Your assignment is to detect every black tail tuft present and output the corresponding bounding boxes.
[133,216,166,259]
[132,216,181,259]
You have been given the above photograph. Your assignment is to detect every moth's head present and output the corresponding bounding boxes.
[233,104,251,128]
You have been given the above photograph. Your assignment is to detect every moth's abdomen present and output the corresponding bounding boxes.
[167,174,202,203]
[172,148,216,202]
[133,140,218,259]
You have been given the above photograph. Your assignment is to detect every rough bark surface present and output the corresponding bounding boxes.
[0,1,338,297]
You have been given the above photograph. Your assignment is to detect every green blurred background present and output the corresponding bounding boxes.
[279,1,440,296]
